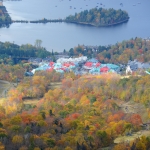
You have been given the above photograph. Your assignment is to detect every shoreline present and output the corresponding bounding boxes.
[10,18,129,28]
[65,18,129,27]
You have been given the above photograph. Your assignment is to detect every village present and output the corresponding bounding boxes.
[26,56,150,76]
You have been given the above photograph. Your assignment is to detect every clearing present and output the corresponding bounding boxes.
[23,82,62,105]
[0,80,62,106]
[0,80,17,98]
[114,100,150,143]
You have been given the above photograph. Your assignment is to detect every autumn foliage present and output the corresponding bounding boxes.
[0,73,150,149]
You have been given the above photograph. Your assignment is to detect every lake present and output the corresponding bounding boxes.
[1,0,150,52]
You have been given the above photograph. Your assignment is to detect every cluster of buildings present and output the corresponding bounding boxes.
[26,56,150,76]
[126,60,150,75]
[27,56,150,76]
[30,56,120,75]
[127,60,150,71]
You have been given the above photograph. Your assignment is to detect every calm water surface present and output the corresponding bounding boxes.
[0,0,150,52]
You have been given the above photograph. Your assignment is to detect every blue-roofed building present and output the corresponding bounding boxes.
[89,67,101,74]
[88,58,99,63]
[128,60,150,71]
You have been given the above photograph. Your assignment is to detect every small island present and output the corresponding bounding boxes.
[0,3,12,27]
[65,8,129,27]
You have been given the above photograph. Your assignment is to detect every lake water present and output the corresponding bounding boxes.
[1,0,150,52]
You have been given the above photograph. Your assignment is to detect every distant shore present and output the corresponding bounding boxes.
[12,19,63,24]
[11,17,129,27]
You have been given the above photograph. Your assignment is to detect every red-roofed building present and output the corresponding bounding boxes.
[96,62,101,67]
[49,62,54,67]
[85,62,93,67]
[63,63,70,67]
[100,66,109,73]
[60,68,66,71]
[70,62,75,66]
[47,67,54,72]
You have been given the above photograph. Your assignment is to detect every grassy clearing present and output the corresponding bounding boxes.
[118,101,149,122]
[114,130,150,144]
[23,99,40,105]
[23,82,62,105]
[114,100,150,144]
[0,80,12,97]
[119,101,145,114]
[0,81,9,94]
[47,82,62,90]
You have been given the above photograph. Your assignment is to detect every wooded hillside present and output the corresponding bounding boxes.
[0,73,150,149]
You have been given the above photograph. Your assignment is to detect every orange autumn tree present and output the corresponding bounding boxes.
[8,89,23,103]
[129,114,143,127]
[107,112,125,123]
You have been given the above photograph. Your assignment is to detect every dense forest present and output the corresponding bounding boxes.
[0,6,11,27]
[69,37,150,64]
[0,41,51,64]
[0,72,150,149]
[65,8,129,27]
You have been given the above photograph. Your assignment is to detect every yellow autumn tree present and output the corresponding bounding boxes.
[0,142,5,150]
[113,143,127,150]
[33,147,41,150]
[19,146,28,150]
[80,95,90,105]
[65,146,73,150]
[12,135,23,147]
[135,140,146,150]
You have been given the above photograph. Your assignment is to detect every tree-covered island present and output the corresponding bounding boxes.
[0,4,12,27]
[65,8,129,27]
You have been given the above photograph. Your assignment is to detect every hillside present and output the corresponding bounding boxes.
[0,72,150,149]
[69,37,150,64]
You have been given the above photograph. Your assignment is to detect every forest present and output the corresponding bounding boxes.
[0,68,150,149]
[0,41,51,64]
[69,37,150,64]
[65,8,129,27]
[0,37,150,66]
[0,6,11,27]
